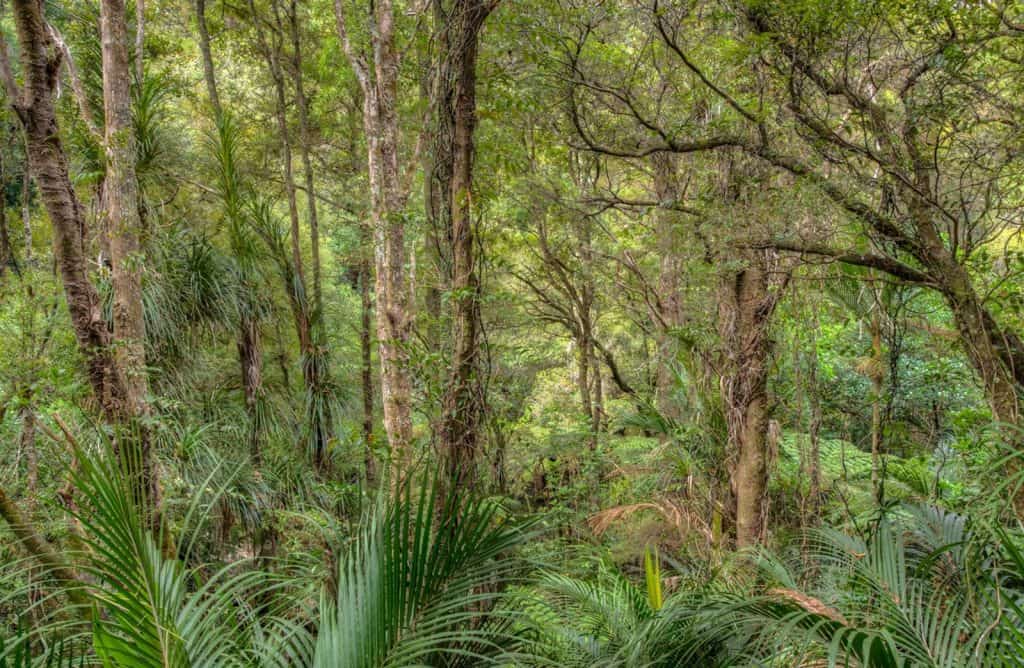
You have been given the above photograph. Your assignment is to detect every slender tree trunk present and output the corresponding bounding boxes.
[21,136,31,264]
[807,313,822,517]
[287,0,322,317]
[286,0,333,467]
[8,0,133,437]
[652,152,683,423]
[20,404,37,512]
[422,2,449,445]
[582,219,601,448]
[194,0,221,116]
[134,0,144,83]
[238,317,263,461]
[335,0,413,478]
[255,5,330,470]
[436,0,490,492]
[261,16,305,301]
[0,149,15,278]
[490,419,507,494]
[359,256,376,482]
[101,0,160,516]
[195,0,268,463]
[869,305,883,496]
[577,334,592,427]
[719,251,786,548]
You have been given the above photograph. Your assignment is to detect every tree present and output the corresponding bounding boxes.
[335,0,415,478]
[101,0,158,514]
[1,0,158,516]
[250,0,335,471]
[434,0,495,492]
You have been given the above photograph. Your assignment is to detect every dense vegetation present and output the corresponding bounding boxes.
[2,0,1024,665]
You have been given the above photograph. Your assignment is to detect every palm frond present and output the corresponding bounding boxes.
[315,474,533,667]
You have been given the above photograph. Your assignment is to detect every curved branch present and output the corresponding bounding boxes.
[763,239,934,285]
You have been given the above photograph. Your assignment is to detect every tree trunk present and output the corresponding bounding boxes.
[194,0,221,117]
[578,212,597,446]
[359,256,376,482]
[652,152,684,423]
[719,251,785,548]
[592,354,604,435]
[134,0,144,83]
[238,316,264,462]
[287,0,334,468]
[436,0,490,490]
[0,485,88,608]
[287,0,322,318]
[21,138,32,264]
[255,4,332,470]
[20,404,37,512]
[0,148,15,278]
[335,0,414,478]
[8,0,134,437]
[101,0,159,516]
[869,306,883,496]
[914,222,1024,511]
[195,0,269,464]
[807,314,822,517]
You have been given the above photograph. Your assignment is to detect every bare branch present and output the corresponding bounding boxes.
[47,24,101,142]
[333,0,369,93]
[763,239,934,285]
[0,30,21,105]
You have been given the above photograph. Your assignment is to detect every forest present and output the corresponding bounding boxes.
[1,0,1024,664]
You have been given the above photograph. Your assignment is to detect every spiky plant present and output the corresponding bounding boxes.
[517,550,741,667]
[731,504,1024,667]
[73,441,310,667]
[314,475,535,667]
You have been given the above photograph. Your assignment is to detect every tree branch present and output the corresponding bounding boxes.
[333,0,369,93]
[763,239,934,285]
[0,485,89,608]
[47,24,101,142]
[0,30,21,105]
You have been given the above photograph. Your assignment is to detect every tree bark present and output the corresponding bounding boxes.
[335,0,414,478]
[8,0,133,430]
[652,152,684,424]
[101,0,159,515]
[0,147,16,278]
[359,256,376,482]
[719,250,787,548]
[194,0,221,117]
